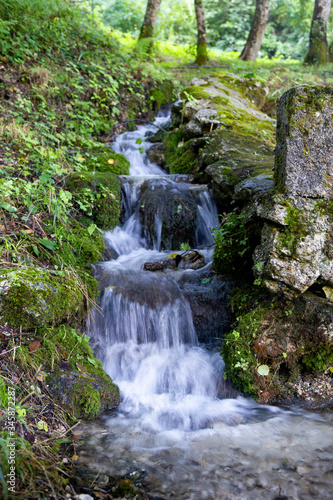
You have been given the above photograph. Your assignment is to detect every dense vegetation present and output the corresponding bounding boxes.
[0,1,173,498]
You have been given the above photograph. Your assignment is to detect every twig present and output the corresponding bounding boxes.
[0,345,21,357]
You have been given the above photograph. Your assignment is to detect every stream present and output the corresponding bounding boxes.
[78,108,333,500]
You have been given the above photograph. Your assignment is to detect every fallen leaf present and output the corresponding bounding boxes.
[29,340,41,352]
[107,158,115,164]
[71,454,79,461]
[36,372,45,382]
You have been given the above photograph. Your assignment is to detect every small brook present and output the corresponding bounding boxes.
[78,108,333,500]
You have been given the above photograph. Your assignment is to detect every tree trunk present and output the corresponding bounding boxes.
[138,0,161,51]
[194,0,209,65]
[305,0,332,64]
[239,0,270,61]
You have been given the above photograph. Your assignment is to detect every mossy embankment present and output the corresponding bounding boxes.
[0,1,175,498]
[156,73,275,213]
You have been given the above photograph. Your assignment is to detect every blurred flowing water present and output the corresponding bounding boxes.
[81,108,333,500]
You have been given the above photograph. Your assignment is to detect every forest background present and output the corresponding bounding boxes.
[99,0,331,61]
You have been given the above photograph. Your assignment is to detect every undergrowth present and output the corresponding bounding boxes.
[0,1,174,498]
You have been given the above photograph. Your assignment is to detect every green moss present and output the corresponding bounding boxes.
[85,151,130,175]
[150,80,174,108]
[163,129,184,161]
[0,269,83,330]
[279,202,308,254]
[168,147,198,175]
[216,74,267,109]
[163,129,199,175]
[302,344,333,372]
[222,305,270,396]
[67,171,121,230]
[180,86,210,100]
[73,383,100,419]
[17,324,120,419]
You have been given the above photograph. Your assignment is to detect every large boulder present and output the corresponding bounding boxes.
[139,178,198,250]
[253,86,333,297]
[165,74,275,210]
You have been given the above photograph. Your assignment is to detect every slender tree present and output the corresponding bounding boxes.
[239,0,270,61]
[305,0,332,64]
[194,0,209,65]
[138,0,161,50]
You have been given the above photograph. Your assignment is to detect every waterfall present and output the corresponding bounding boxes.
[80,107,333,500]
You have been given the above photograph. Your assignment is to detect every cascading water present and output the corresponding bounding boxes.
[80,108,333,500]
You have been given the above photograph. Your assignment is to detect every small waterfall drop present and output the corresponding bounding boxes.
[82,107,333,500]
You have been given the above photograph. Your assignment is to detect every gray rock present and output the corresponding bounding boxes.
[234,175,273,201]
[275,86,333,198]
[252,87,333,297]
[191,78,208,86]
[143,251,205,273]
[183,108,220,140]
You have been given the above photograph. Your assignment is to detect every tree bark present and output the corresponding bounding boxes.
[194,0,209,65]
[239,0,270,61]
[305,0,332,64]
[138,0,161,50]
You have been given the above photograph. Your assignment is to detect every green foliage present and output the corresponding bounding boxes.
[0,0,116,62]
[67,172,121,229]
[101,0,196,45]
[213,211,251,274]
[302,345,333,372]
[222,306,268,396]
[280,203,307,253]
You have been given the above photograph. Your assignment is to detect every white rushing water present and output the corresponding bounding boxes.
[82,108,333,500]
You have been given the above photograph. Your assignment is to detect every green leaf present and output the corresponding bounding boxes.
[37,420,48,432]
[87,357,96,366]
[16,407,26,418]
[38,238,57,251]
[0,202,17,213]
[87,223,97,236]
[257,364,270,376]
[135,138,143,145]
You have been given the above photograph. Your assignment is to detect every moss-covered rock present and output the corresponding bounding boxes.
[16,324,120,419]
[223,288,333,405]
[67,171,121,230]
[85,150,130,175]
[179,75,275,145]
[0,268,83,330]
[149,80,174,110]
[164,75,275,207]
